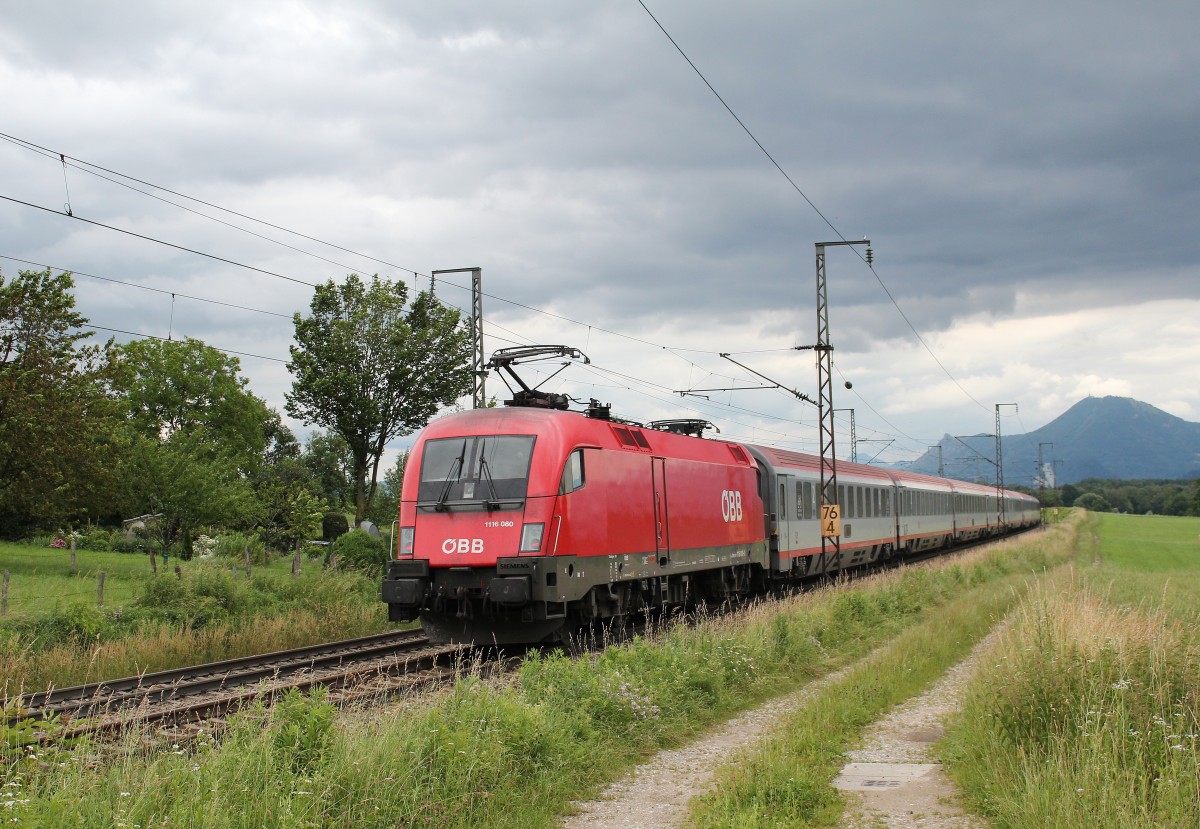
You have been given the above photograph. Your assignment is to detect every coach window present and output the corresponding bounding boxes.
[559,449,585,494]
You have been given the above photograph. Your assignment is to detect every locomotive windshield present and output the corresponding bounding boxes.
[417,435,536,508]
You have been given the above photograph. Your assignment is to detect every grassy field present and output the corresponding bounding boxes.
[0,541,345,620]
[1079,512,1200,620]
[944,511,1200,828]
[0,542,155,617]
[0,541,391,692]
[1,520,1075,828]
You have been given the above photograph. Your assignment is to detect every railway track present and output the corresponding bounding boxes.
[5,528,1037,747]
[5,629,464,742]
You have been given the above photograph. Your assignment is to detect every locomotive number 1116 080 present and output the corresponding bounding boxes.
[483,520,515,528]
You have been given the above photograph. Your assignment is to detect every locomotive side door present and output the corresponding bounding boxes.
[652,457,670,565]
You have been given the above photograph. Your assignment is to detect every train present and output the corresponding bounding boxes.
[381,348,1041,645]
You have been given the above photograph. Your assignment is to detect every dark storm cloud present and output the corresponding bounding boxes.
[2,0,1198,454]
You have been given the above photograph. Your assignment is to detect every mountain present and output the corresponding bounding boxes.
[907,397,1200,486]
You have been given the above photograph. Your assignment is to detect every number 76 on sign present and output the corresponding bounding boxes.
[820,503,842,538]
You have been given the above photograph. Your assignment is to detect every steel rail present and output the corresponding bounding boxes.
[9,629,433,723]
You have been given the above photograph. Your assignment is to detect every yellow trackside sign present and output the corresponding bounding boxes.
[820,503,842,538]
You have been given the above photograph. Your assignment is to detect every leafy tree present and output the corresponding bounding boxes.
[0,268,122,536]
[121,432,258,561]
[114,337,273,472]
[303,429,355,510]
[1073,492,1111,513]
[365,450,408,527]
[287,274,472,523]
[263,410,302,465]
[1060,483,1081,507]
[276,484,325,557]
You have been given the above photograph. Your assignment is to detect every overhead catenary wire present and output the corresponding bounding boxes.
[0,193,317,288]
[2,129,924,461]
[635,1,991,414]
[0,254,293,319]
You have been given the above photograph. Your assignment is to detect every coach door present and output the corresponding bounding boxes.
[653,457,670,565]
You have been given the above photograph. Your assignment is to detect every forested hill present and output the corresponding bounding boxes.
[911,396,1200,486]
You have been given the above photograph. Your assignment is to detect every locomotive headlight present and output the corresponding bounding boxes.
[399,526,415,557]
[519,523,545,553]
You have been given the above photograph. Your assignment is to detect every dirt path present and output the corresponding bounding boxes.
[832,630,1003,829]
[561,629,1003,829]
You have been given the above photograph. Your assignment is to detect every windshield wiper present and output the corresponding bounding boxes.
[478,451,501,511]
[434,449,466,512]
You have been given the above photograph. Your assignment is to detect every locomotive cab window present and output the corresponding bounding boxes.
[417,435,536,507]
[559,449,585,494]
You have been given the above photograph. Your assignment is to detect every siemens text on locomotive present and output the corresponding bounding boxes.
[381,348,1041,645]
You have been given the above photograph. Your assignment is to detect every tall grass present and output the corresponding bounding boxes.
[944,576,1200,828]
[0,522,1076,828]
[0,567,389,693]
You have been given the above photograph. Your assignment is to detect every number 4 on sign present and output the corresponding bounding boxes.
[820,503,842,538]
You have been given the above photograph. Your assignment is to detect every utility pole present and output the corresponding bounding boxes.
[995,403,1017,523]
[928,444,944,476]
[834,408,856,463]
[815,239,870,565]
[432,267,485,409]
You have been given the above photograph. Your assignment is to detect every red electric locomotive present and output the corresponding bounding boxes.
[382,403,767,644]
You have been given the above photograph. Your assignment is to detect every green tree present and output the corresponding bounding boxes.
[114,337,273,472]
[0,268,123,536]
[122,432,257,561]
[365,450,408,527]
[303,429,355,510]
[1073,492,1111,513]
[287,274,472,523]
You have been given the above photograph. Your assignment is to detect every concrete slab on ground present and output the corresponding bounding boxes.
[833,762,941,791]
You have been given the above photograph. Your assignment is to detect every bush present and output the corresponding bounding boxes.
[75,528,114,552]
[322,512,350,542]
[330,530,386,576]
[134,565,240,629]
[214,531,268,564]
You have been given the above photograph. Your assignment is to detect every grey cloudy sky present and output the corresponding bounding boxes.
[2,1,1198,469]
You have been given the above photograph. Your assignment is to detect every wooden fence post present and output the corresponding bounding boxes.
[2,570,8,616]
[70,536,77,574]
[98,571,106,606]
[244,545,252,579]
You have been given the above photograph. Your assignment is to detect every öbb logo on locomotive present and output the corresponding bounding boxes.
[441,538,484,555]
[380,344,1042,646]
[720,489,744,522]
